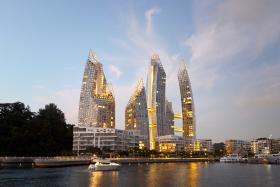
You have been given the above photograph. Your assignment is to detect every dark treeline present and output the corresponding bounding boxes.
[0,102,73,156]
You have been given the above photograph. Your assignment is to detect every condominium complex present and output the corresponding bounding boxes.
[73,126,139,152]
[157,135,186,152]
[185,139,214,152]
[125,79,149,147]
[225,139,251,154]
[146,54,167,149]
[74,50,200,152]
[178,64,196,139]
[251,138,280,154]
[78,50,115,128]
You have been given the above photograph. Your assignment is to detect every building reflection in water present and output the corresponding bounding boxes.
[89,171,119,187]
[187,162,200,187]
[88,163,200,187]
[146,163,158,187]
[145,162,200,187]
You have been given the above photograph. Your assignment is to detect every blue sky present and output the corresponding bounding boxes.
[1,0,280,142]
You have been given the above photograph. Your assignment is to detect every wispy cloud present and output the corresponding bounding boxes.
[145,7,160,34]
[108,64,122,79]
[110,6,185,129]
[185,0,280,87]
[185,0,280,140]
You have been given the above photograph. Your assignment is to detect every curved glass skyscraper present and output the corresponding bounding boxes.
[78,49,115,128]
[178,63,196,139]
[146,54,167,149]
[125,79,149,147]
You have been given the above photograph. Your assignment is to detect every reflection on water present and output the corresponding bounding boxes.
[146,163,158,187]
[2,163,279,187]
[146,162,200,187]
[88,163,201,187]
[187,162,200,187]
[89,170,119,187]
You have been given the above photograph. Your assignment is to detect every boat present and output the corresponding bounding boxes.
[220,154,242,163]
[267,152,280,164]
[88,159,120,171]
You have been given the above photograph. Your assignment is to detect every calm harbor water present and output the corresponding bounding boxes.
[0,162,279,187]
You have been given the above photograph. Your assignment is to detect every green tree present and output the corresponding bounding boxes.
[33,103,73,156]
[0,102,73,156]
[0,102,34,156]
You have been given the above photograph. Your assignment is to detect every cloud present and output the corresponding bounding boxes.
[32,84,46,90]
[184,0,280,141]
[108,64,122,79]
[145,7,160,34]
[185,0,280,88]
[109,6,185,129]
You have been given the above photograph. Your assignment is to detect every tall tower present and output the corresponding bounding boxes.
[125,79,149,146]
[78,49,115,128]
[147,54,166,149]
[178,63,196,139]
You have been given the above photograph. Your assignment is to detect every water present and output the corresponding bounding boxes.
[0,162,279,187]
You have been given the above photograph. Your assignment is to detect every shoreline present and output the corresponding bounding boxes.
[2,157,278,168]
[0,157,213,168]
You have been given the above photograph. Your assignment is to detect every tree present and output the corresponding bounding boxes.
[213,142,226,157]
[33,103,73,156]
[0,102,73,156]
[0,102,34,156]
[85,146,102,156]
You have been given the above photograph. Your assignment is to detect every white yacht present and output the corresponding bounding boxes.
[88,159,120,171]
[220,154,241,163]
[267,152,280,164]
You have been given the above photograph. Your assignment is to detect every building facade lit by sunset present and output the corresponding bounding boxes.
[178,64,196,139]
[146,54,167,149]
[78,49,115,128]
[125,79,149,147]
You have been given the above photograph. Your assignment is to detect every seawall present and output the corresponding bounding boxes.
[0,157,212,168]
[111,158,211,164]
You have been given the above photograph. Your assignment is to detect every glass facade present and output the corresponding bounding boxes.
[146,54,167,149]
[178,64,196,139]
[165,100,174,135]
[125,79,149,148]
[78,49,115,128]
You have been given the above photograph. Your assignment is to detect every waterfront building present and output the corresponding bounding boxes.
[251,138,280,154]
[73,126,139,152]
[78,50,115,128]
[125,79,149,148]
[270,138,280,154]
[157,135,185,152]
[185,139,212,152]
[146,54,167,149]
[196,139,213,152]
[251,138,270,154]
[225,139,249,154]
[165,100,175,135]
[178,64,196,139]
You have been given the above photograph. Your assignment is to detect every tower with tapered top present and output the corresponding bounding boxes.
[78,49,115,128]
[178,63,196,139]
[125,79,149,147]
[146,54,167,149]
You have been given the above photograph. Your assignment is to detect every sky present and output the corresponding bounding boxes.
[0,0,280,142]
